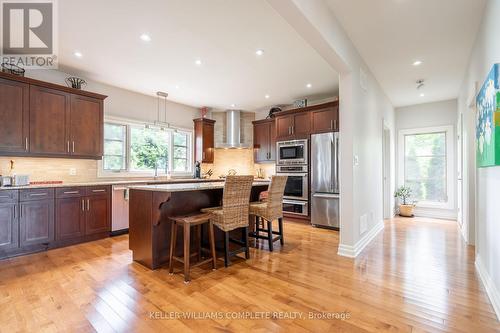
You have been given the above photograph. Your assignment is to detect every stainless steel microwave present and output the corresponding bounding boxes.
[277,139,308,165]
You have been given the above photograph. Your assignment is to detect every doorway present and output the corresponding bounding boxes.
[383,125,392,219]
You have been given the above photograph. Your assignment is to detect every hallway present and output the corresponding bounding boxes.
[0,217,497,332]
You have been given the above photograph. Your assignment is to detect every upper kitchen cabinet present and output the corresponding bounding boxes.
[253,118,276,163]
[29,85,71,155]
[275,101,339,140]
[0,78,29,153]
[0,72,107,159]
[311,102,339,133]
[70,95,103,157]
[193,118,215,163]
[275,110,311,140]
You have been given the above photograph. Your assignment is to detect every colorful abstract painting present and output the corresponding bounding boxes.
[476,63,500,167]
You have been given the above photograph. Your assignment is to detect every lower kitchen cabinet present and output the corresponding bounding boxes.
[0,203,19,252]
[20,198,54,247]
[55,197,86,241]
[85,194,110,235]
[55,186,110,242]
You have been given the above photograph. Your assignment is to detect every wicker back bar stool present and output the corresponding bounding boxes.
[248,175,287,252]
[201,175,254,267]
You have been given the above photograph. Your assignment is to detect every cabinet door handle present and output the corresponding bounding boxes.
[31,193,46,196]
[92,189,105,193]
[202,152,206,160]
[72,141,75,153]
[334,119,337,129]
[67,141,70,153]
[82,199,85,211]
[0,195,9,199]
[13,207,15,219]
[63,191,79,194]
[331,120,333,129]
[87,199,90,211]
[292,126,294,135]
[25,138,28,151]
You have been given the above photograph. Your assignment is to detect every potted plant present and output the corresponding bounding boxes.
[394,186,415,217]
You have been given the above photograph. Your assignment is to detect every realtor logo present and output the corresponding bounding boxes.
[1,0,58,68]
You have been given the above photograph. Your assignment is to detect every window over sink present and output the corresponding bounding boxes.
[100,119,193,177]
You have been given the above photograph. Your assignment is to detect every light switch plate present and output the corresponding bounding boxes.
[69,168,77,176]
[353,155,359,166]
[360,214,368,234]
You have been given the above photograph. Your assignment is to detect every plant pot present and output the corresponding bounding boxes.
[399,204,415,217]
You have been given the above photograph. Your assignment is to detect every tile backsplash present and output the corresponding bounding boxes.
[0,157,99,182]
[0,152,276,183]
[201,149,275,179]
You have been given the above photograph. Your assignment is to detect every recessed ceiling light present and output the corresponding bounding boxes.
[420,93,425,97]
[73,51,83,58]
[413,60,423,66]
[265,94,270,99]
[195,59,202,66]
[140,33,151,42]
[230,104,236,108]
[306,83,312,88]
[256,49,264,56]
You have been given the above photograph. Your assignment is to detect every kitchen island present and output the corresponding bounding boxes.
[128,181,269,269]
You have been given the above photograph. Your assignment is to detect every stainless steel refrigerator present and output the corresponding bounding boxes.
[311,132,340,229]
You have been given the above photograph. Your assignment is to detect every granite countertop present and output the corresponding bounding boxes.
[0,178,227,190]
[129,180,271,193]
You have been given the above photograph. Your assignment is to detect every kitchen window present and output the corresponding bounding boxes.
[398,126,454,209]
[100,119,193,177]
[103,123,127,171]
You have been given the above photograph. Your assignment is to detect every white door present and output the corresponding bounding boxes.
[383,127,392,219]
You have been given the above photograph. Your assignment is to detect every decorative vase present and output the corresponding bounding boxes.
[65,77,87,89]
[399,204,415,217]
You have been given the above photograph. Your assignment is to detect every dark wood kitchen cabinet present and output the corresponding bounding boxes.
[55,196,85,241]
[55,186,110,242]
[311,103,339,133]
[193,118,215,163]
[253,118,276,162]
[70,95,103,157]
[274,101,339,140]
[275,111,311,140]
[0,190,19,252]
[29,85,71,155]
[0,78,29,153]
[19,189,55,247]
[85,194,110,235]
[0,71,107,159]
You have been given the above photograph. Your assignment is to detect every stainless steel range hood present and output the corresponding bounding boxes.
[215,110,251,149]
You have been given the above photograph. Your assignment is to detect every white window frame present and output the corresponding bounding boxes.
[397,125,454,210]
[98,116,194,178]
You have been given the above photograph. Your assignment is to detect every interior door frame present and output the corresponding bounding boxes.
[382,123,392,219]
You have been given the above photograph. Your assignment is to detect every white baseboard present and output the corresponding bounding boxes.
[414,206,457,220]
[475,255,500,321]
[338,221,384,258]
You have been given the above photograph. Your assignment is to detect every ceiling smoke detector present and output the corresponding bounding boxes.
[416,79,425,90]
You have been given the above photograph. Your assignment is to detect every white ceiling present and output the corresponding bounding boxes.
[57,0,338,111]
[326,0,486,108]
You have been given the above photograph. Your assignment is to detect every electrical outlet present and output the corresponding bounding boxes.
[360,214,368,234]
[69,168,77,176]
[353,155,359,166]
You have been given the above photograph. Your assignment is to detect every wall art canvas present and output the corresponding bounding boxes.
[476,63,500,167]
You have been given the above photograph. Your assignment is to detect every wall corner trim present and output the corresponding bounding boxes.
[475,255,500,321]
[337,221,384,258]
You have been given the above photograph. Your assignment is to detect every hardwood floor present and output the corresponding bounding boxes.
[0,217,498,332]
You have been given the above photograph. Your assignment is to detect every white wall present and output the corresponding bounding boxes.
[395,99,458,219]
[458,0,500,319]
[24,69,199,129]
[268,0,396,257]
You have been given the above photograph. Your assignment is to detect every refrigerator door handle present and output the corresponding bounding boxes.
[313,193,340,199]
[335,134,340,193]
[331,136,336,192]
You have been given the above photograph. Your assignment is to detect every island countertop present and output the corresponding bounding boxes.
[128,180,270,193]
[128,180,270,269]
